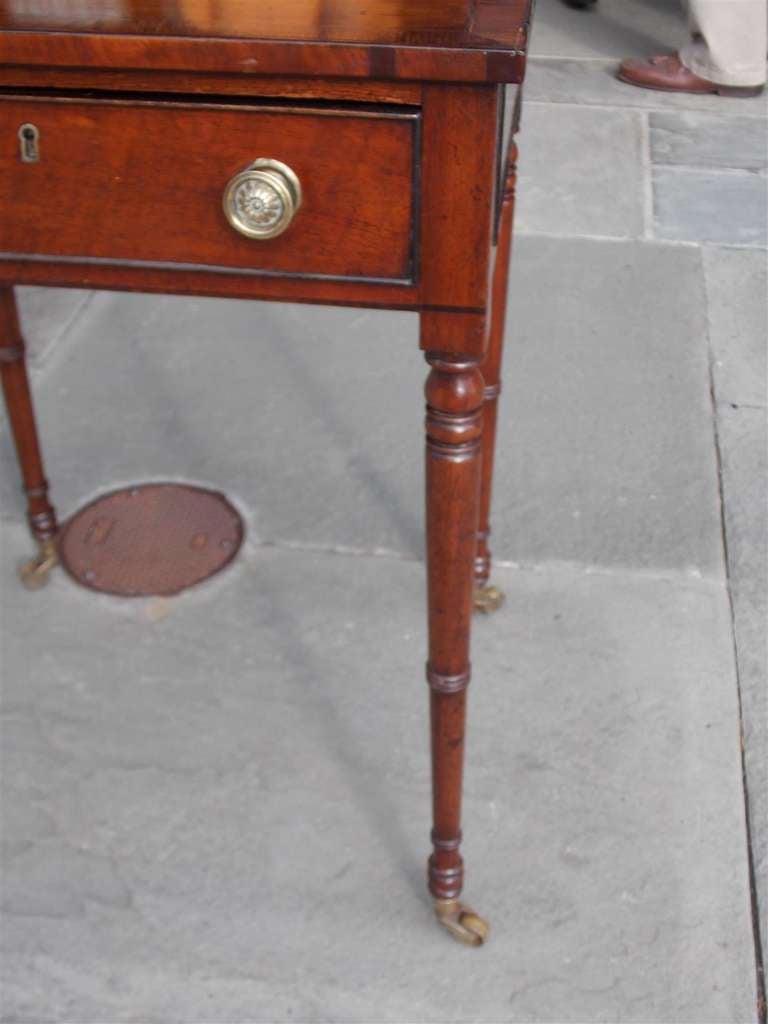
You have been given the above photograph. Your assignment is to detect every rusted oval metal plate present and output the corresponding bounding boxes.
[59,483,244,597]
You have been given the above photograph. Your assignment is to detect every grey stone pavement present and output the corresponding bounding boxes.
[1,2,766,1021]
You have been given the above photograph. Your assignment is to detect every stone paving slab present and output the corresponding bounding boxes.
[529,0,686,61]
[0,237,724,577]
[650,112,768,172]
[500,236,723,575]
[654,167,767,247]
[525,59,768,116]
[717,404,768,947]
[706,245,767,954]
[0,530,756,1023]
[516,103,645,238]
[705,247,768,407]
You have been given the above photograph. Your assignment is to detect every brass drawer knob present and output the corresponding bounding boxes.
[222,159,302,240]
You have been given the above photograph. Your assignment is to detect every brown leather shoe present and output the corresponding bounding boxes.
[618,54,764,97]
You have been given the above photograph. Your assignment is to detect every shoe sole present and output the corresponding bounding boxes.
[617,72,764,98]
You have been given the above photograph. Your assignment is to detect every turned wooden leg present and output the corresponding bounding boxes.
[474,142,519,614]
[424,350,488,946]
[0,287,59,588]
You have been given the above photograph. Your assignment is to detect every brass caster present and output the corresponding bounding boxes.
[473,584,505,614]
[17,539,58,591]
[434,898,490,946]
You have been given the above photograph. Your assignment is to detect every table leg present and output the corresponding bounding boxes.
[0,287,59,589]
[474,142,519,614]
[424,350,489,946]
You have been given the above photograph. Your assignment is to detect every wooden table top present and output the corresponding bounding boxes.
[0,0,533,83]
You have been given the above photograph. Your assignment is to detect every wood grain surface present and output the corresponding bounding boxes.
[0,0,532,83]
[0,96,417,284]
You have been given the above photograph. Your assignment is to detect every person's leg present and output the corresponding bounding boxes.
[619,0,766,95]
[682,0,767,88]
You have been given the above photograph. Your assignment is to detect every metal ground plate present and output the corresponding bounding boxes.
[59,483,244,597]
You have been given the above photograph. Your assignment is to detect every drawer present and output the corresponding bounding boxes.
[0,96,419,284]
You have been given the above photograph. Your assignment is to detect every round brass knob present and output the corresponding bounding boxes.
[222,159,302,240]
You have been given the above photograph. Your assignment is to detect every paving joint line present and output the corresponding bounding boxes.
[250,537,420,564]
[518,230,765,252]
[638,110,655,240]
[702,259,767,1023]
[27,290,95,372]
[242,536,728,590]
[26,290,97,381]
[654,164,767,177]
[517,228,701,247]
[529,54,618,62]
[524,97,768,119]
[717,402,768,411]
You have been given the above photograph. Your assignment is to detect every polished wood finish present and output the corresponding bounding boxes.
[419,85,500,313]
[0,68,423,105]
[0,288,57,544]
[0,0,532,83]
[0,97,417,285]
[423,351,485,899]
[0,0,531,939]
[476,140,518,585]
[0,257,419,312]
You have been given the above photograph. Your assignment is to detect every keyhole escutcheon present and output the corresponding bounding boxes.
[18,123,39,163]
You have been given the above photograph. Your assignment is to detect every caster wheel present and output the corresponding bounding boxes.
[473,585,505,614]
[17,540,58,591]
[434,898,490,946]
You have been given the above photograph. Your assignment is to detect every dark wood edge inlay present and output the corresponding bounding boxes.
[0,33,528,86]
[0,253,415,289]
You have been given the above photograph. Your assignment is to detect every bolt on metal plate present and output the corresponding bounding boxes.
[58,483,244,597]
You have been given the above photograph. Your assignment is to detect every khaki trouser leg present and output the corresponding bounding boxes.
[681,0,768,86]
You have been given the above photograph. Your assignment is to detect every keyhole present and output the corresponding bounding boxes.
[18,123,39,163]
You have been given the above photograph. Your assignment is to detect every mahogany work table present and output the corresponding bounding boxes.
[0,0,532,947]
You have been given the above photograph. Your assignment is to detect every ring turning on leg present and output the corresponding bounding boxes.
[0,288,59,586]
[424,348,488,944]
[474,141,520,612]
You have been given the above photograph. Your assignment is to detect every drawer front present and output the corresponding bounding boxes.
[0,98,418,284]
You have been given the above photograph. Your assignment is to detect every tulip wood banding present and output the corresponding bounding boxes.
[0,0,532,85]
